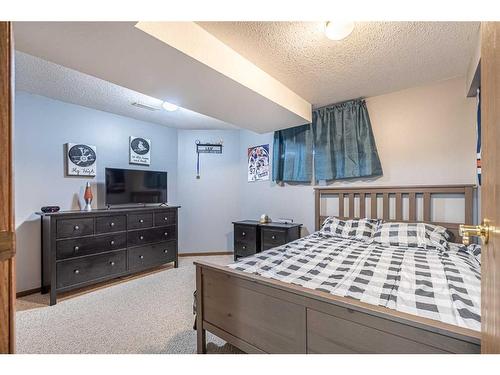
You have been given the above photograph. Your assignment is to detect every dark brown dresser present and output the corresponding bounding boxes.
[39,206,180,305]
[232,220,302,260]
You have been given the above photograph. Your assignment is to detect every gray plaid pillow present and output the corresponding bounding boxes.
[371,222,450,250]
[461,243,481,264]
[320,217,380,242]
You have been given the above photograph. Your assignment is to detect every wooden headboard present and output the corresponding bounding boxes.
[314,185,475,243]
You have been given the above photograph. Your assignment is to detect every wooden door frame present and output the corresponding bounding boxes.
[0,21,15,354]
[481,21,500,353]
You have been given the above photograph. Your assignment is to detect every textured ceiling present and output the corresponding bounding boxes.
[198,22,480,107]
[15,51,237,130]
[13,22,309,133]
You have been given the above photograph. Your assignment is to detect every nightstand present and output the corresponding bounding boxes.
[232,220,302,260]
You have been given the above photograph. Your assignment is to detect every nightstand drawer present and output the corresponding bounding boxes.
[234,224,256,244]
[261,229,288,250]
[128,213,153,229]
[234,241,257,258]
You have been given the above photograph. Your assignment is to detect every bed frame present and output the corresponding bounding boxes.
[195,185,480,353]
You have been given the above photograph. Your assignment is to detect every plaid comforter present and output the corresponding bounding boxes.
[228,232,481,331]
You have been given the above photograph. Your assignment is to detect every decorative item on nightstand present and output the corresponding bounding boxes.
[83,182,93,211]
[259,214,271,224]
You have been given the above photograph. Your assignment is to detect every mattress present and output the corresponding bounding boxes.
[228,232,481,331]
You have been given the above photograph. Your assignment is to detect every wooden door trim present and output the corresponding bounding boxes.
[0,231,15,261]
[480,21,500,354]
[0,22,13,238]
[0,21,15,354]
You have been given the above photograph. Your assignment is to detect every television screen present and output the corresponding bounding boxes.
[105,168,167,205]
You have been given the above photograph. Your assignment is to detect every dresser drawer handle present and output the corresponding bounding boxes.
[139,219,144,223]
[74,269,80,275]
[242,232,246,236]
[163,249,168,254]
[164,217,168,221]
[109,261,115,266]
[164,232,168,237]
[271,235,276,240]
[242,245,246,250]
[139,235,144,240]
[74,246,80,251]
[110,240,115,245]
[139,255,144,259]
[110,222,115,227]
[74,225,80,230]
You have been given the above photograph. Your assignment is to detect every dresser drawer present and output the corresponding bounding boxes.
[95,215,126,234]
[154,210,177,226]
[56,218,94,239]
[128,242,177,271]
[234,224,256,244]
[56,233,127,260]
[56,250,126,289]
[127,212,153,229]
[234,241,257,258]
[261,228,287,250]
[127,225,176,247]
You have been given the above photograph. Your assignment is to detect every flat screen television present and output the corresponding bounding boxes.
[105,168,168,206]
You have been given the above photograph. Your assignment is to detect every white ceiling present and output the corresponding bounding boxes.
[13,22,480,132]
[13,22,310,133]
[198,22,480,107]
[15,51,237,130]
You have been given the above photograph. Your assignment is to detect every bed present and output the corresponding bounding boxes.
[194,185,481,353]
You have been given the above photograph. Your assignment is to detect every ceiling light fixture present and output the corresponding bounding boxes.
[162,101,179,112]
[324,21,355,41]
[131,101,161,111]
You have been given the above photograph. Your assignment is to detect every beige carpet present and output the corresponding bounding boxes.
[16,255,243,354]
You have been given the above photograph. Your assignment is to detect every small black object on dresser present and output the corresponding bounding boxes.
[40,206,60,213]
[38,206,180,305]
[232,220,302,260]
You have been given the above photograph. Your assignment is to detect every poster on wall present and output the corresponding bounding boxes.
[247,144,270,182]
[66,143,97,177]
[129,136,151,165]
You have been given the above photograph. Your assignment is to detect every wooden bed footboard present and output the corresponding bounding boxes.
[195,261,481,354]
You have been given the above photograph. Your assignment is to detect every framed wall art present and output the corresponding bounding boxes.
[66,143,97,177]
[130,136,151,165]
[247,144,270,182]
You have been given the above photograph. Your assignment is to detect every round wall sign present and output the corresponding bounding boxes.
[131,138,150,155]
[68,144,96,167]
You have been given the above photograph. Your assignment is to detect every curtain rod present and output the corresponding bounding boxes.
[312,97,366,111]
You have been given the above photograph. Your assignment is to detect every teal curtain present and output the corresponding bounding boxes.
[272,124,313,183]
[312,99,382,181]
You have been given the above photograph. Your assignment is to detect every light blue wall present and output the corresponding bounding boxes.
[15,78,478,292]
[176,129,241,253]
[15,92,178,292]
[238,130,316,234]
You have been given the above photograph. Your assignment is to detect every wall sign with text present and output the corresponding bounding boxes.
[66,143,97,177]
[129,136,151,165]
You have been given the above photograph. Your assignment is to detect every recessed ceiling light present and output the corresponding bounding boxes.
[162,101,179,111]
[324,21,355,41]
